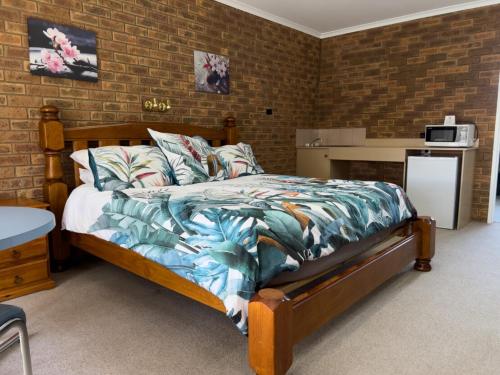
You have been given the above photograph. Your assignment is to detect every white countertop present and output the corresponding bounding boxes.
[297,145,478,151]
[297,138,479,151]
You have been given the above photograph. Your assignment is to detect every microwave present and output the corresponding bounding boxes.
[424,124,476,147]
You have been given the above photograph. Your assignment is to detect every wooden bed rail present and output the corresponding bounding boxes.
[248,216,436,375]
[38,105,237,271]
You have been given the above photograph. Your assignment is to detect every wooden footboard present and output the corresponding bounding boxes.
[248,216,435,375]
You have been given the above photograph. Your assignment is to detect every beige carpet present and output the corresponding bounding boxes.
[1,223,500,375]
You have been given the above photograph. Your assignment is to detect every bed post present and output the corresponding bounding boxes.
[224,116,237,145]
[248,288,293,375]
[39,105,70,271]
[414,216,436,272]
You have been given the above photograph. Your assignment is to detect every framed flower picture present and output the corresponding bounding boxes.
[194,51,229,95]
[27,18,98,82]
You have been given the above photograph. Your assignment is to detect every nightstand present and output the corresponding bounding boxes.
[0,199,55,301]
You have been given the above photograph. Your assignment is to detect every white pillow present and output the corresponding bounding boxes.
[70,149,89,169]
[79,168,94,185]
[70,150,94,185]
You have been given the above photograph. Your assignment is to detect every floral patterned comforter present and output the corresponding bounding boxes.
[63,175,416,334]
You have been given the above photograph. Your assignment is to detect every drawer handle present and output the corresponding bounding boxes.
[14,275,24,285]
[11,249,21,259]
[324,154,328,158]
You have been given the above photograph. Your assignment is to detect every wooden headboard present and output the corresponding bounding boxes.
[38,105,237,271]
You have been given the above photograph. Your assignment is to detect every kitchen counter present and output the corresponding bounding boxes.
[297,137,478,153]
[296,138,478,229]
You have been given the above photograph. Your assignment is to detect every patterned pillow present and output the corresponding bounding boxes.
[148,129,226,185]
[88,145,174,191]
[214,143,264,179]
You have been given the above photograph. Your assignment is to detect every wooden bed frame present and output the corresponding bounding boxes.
[38,105,436,375]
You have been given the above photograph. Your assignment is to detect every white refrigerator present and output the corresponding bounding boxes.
[406,156,459,229]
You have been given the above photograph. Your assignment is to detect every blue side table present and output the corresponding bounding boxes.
[0,201,55,375]
[0,206,55,250]
[0,199,56,300]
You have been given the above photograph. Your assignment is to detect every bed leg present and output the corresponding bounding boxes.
[248,288,293,375]
[414,216,436,272]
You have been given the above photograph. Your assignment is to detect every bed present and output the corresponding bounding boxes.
[39,105,436,375]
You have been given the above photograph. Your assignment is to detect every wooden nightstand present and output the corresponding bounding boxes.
[0,198,55,301]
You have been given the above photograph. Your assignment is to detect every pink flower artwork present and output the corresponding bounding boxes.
[61,44,80,60]
[194,51,230,95]
[28,18,98,82]
[46,54,64,73]
[42,27,63,40]
[55,34,69,47]
[40,49,51,64]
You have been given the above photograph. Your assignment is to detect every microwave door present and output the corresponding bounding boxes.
[426,127,457,142]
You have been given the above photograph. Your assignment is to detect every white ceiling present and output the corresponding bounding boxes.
[215,0,499,38]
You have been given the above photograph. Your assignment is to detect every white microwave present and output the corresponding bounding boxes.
[424,124,476,147]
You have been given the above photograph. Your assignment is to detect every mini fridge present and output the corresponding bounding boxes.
[406,156,459,229]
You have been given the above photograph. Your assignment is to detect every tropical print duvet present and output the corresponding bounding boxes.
[62,175,416,334]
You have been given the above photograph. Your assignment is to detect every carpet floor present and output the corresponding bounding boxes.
[1,223,499,375]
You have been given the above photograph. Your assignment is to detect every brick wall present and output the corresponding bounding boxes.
[1,1,500,221]
[0,0,320,199]
[317,5,500,220]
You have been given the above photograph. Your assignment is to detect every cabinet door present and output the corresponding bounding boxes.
[296,149,331,178]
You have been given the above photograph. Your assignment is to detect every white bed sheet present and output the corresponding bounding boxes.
[62,184,111,233]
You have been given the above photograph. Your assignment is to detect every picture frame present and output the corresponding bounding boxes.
[194,50,230,95]
[28,18,98,82]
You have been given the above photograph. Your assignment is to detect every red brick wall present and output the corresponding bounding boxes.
[317,5,500,220]
[1,1,499,221]
[0,0,320,199]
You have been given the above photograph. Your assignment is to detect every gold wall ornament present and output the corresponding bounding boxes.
[143,98,171,112]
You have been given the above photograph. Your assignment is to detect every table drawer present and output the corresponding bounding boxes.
[0,237,47,266]
[0,260,49,290]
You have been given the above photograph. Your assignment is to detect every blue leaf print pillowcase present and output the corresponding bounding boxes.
[148,129,226,185]
[88,145,174,191]
[214,143,264,179]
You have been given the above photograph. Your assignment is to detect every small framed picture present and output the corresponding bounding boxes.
[194,51,229,95]
[28,18,98,82]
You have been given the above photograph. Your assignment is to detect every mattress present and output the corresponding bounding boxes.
[267,222,407,286]
[62,174,416,333]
